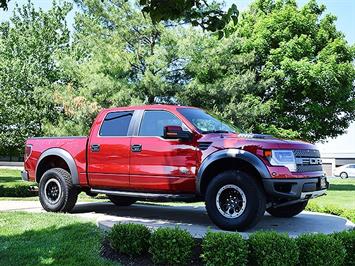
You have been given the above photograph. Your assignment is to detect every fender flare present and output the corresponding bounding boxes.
[35,148,79,185]
[196,149,271,195]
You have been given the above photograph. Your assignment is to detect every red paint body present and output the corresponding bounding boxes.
[24,105,323,193]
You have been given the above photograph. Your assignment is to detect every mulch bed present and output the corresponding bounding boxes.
[100,238,204,266]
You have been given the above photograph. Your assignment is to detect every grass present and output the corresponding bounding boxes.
[312,178,355,210]
[0,169,107,202]
[0,211,117,266]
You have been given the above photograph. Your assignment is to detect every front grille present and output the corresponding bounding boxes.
[293,149,320,158]
[296,164,323,172]
[293,149,323,172]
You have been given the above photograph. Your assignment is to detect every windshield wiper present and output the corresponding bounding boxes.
[202,130,231,134]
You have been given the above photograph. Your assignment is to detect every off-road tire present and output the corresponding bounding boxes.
[108,195,137,206]
[39,168,78,212]
[205,170,266,231]
[267,200,308,218]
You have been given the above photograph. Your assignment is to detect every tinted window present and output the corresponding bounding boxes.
[100,111,133,136]
[139,110,182,136]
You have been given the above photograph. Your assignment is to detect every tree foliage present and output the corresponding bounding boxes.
[0,1,71,155]
[0,0,354,155]
[0,0,9,10]
[179,0,355,141]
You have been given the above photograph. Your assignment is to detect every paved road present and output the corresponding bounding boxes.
[0,200,353,238]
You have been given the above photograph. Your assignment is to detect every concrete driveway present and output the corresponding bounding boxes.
[0,200,353,238]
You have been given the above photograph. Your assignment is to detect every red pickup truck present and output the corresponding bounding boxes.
[22,105,328,231]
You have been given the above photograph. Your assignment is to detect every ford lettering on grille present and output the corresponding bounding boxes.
[294,150,323,172]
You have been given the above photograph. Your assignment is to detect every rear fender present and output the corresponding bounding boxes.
[35,148,79,185]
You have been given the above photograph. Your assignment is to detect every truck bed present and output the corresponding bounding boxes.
[25,136,88,184]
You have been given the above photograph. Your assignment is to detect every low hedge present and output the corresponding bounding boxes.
[248,231,299,266]
[149,227,194,265]
[332,230,355,266]
[202,231,248,266]
[297,233,346,266]
[107,222,355,266]
[108,223,151,256]
[0,182,37,197]
[306,201,355,223]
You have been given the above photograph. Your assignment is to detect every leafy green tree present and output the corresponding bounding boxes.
[0,1,71,155]
[179,0,355,141]
[0,0,9,10]
[47,0,192,135]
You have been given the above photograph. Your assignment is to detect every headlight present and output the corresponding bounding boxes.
[265,150,296,172]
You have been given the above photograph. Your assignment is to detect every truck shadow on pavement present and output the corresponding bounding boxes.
[71,202,354,237]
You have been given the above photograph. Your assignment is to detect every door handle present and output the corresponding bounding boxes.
[91,144,100,152]
[131,144,142,152]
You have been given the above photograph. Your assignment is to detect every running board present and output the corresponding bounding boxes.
[90,189,197,202]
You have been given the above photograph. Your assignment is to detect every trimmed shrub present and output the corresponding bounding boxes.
[149,227,194,265]
[248,231,298,266]
[0,183,37,197]
[333,230,355,266]
[108,223,151,256]
[306,202,355,223]
[202,231,248,266]
[297,233,346,266]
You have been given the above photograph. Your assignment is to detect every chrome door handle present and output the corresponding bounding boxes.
[131,144,142,152]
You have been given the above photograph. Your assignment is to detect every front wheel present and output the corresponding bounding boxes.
[39,168,78,212]
[267,200,308,218]
[205,170,266,231]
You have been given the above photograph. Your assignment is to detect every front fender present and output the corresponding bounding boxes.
[196,149,271,195]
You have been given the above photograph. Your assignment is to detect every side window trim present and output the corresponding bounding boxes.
[98,110,135,137]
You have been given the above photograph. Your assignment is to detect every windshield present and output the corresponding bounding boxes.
[177,108,236,134]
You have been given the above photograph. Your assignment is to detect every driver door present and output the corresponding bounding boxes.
[129,110,197,193]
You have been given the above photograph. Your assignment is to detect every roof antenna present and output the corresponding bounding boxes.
[220,116,224,138]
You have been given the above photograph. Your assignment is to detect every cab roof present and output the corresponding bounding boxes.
[103,104,199,112]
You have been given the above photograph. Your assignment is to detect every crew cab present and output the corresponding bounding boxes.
[22,105,328,231]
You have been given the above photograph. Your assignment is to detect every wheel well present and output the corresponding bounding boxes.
[36,155,70,183]
[199,158,263,197]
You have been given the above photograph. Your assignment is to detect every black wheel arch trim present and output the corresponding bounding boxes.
[35,148,79,185]
[196,148,271,196]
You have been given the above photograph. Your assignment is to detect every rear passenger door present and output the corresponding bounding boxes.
[88,111,134,189]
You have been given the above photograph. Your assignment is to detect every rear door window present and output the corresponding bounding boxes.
[100,111,133,136]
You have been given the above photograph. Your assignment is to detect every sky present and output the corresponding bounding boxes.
[0,0,354,152]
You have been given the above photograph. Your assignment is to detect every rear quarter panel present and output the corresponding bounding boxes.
[24,137,88,185]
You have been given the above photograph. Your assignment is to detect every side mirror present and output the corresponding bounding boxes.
[163,125,192,141]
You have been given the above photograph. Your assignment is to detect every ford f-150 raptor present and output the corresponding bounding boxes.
[22,105,328,231]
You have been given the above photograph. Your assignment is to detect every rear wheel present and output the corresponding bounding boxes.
[267,200,308,218]
[205,170,266,231]
[39,168,78,212]
[108,195,136,206]
[340,172,348,179]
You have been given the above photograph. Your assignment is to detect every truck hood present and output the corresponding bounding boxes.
[198,133,317,151]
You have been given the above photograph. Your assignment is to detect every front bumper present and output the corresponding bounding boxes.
[21,170,29,182]
[263,176,329,200]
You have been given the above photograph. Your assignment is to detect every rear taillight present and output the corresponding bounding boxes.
[24,145,32,161]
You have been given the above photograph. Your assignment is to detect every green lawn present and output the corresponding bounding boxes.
[312,178,355,210]
[0,211,117,266]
